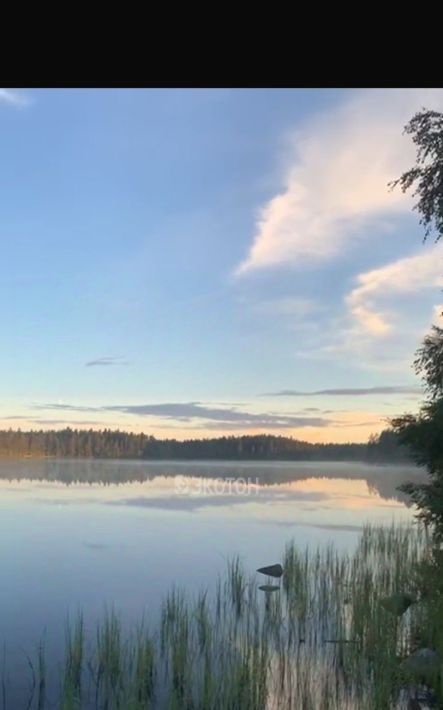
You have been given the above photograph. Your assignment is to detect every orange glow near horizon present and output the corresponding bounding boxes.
[0,409,390,444]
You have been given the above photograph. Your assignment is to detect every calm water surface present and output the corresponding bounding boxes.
[0,458,424,701]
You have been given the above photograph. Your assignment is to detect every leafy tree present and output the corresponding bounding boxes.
[392,372,443,539]
[390,109,443,242]
[414,325,443,398]
[391,109,443,539]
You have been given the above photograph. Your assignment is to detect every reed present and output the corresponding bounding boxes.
[9,523,437,709]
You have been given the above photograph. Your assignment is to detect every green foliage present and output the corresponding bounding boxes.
[387,107,443,707]
[392,330,443,538]
[366,429,410,462]
[390,109,443,540]
[390,109,443,241]
[62,613,84,709]
[407,547,443,703]
[414,325,443,399]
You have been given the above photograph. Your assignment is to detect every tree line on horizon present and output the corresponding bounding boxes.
[0,427,410,462]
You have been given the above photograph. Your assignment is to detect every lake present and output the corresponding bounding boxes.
[0,458,425,705]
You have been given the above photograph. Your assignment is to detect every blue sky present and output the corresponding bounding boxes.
[1,87,442,442]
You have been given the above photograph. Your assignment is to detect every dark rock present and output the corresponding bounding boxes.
[257,563,283,578]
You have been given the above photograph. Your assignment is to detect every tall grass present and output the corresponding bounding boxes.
[62,612,83,709]
[8,523,432,709]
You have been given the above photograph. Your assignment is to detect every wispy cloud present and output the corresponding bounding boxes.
[0,414,108,426]
[264,386,422,397]
[0,415,30,420]
[106,403,328,428]
[236,89,443,275]
[346,245,443,336]
[85,357,130,367]
[285,241,443,374]
[0,89,30,107]
[304,245,443,372]
[34,404,98,413]
[36,401,330,429]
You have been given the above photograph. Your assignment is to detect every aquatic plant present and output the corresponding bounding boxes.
[9,523,434,709]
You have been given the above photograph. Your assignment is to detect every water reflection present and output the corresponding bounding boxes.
[0,460,424,552]
[0,458,425,504]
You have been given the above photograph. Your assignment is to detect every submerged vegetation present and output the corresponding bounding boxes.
[5,523,440,709]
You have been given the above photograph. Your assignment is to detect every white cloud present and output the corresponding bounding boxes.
[347,246,443,336]
[0,89,29,107]
[302,246,443,373]
[236,89,443,275]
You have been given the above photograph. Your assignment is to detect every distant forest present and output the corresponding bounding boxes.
[0,428,410,462]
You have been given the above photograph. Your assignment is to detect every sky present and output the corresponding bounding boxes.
[1,87,443,443]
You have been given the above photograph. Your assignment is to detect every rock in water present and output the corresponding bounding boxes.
[259,585,280,593]
[380,592,415,616]
[257,564,283,578]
